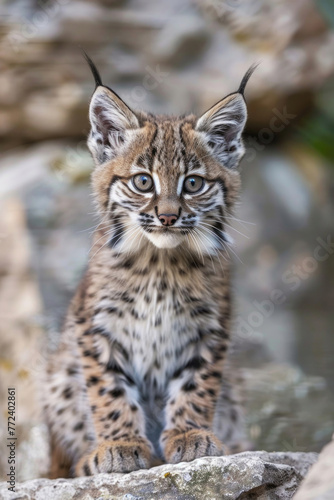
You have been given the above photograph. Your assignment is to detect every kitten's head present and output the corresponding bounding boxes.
[85,53,256,255]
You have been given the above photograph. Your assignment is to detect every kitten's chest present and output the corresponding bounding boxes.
[92,254,220,389]
[124,284,191,379]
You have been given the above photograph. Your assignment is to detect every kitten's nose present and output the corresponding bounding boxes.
[158,213,178,226]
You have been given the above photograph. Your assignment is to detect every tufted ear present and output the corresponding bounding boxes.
[88,86,139,165]
[196,94,247,168]
[196,64,257,169]
[83,51,139,165]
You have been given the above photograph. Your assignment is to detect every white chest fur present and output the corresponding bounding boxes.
[91,251,220,392]
[93,286,197,390]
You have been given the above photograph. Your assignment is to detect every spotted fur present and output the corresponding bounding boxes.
[44,56,256,477]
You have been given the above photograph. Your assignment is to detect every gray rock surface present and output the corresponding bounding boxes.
[293,437,334,500]
[0,452,317,500]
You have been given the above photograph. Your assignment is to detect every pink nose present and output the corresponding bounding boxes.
[158,213,178,226]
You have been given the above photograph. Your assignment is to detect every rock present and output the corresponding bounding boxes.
[1,0,334,145]
[0,452,317,500]
[0,142,69,199]
[293,437,334,500]
[150,13,211,66]
[242,364,334,454]
[0,198,49,482]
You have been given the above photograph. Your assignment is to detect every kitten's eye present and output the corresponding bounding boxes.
[183,176,204,194]
[132,174,153,192]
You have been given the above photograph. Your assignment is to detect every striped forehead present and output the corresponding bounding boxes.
[130,120,207,190]
[153,121,186,174]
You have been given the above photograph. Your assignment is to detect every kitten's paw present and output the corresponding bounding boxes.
[161,429,225,464]
[75,437,152,475]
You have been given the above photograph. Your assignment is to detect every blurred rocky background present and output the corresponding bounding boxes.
[0,0,334,483]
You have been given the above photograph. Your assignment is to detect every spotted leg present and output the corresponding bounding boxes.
[74,326,152,476]
[160,333,228,463]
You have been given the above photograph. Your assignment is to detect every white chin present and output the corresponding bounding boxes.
[145,231,182,249]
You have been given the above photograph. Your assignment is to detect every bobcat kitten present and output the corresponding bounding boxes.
[45,54,256,477]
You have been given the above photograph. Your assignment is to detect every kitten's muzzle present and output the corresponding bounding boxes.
[158,213,179,227]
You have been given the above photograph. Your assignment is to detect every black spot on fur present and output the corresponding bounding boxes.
[106,307,118,315]
[67,366,78,376]
[73,422,84,431]
[131,308,139,319]
[150,253,158,265]
[83,463,91,476]
[172,367,183,379]
[191,403,203,414]
[109,388,125,398]
[120,292,134,304]
[158,279,167,291]
[118,257,134,269]
[191,306,211,317]
[154,316,162,327]
[109,220,124,248]
[88,375,99,385]
[84,349,97,363]
[108,410,121,421]
[182,380,197,392]
[63,387,72,399]
[106,360,135,385]
[186,420,200,429]
[184,356,205,370]
[76,317,86,324]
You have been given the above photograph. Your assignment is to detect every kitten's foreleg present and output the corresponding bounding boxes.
[74,328,152,476]
[160,337,228,463]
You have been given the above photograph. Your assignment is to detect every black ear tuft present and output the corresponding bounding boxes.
[237,63,259,97]
[81,49,103,88]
